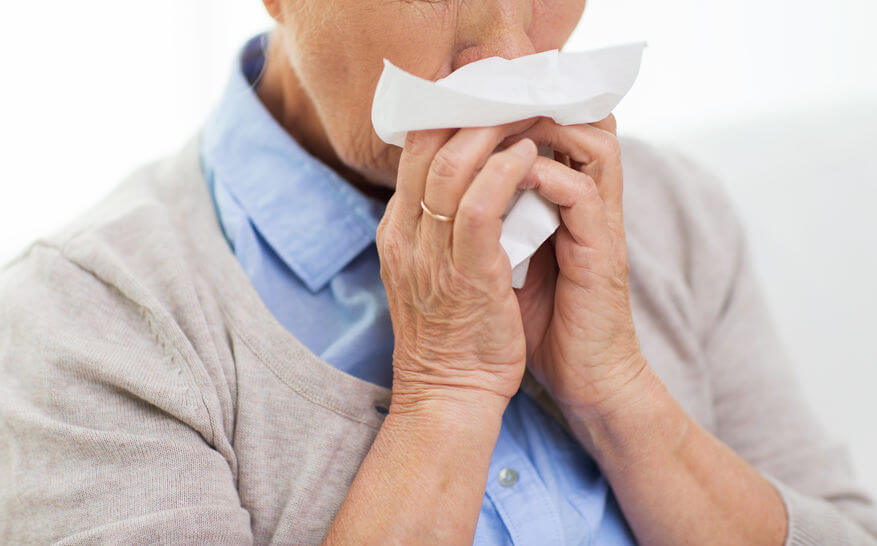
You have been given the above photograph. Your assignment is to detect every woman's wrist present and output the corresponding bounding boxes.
[389,374,511,434]
[390,354,519,419]
[557,362,789,546]
[557,359,689,466]
[327,369,507,544]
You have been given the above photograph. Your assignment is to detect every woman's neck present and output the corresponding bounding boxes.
[256,35,393,203]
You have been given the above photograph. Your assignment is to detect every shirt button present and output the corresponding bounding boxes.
[498,468,519,487]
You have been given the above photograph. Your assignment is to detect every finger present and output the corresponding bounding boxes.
[420,118,540,248]
[452,138,538,274]
[422,119,541,218]
[589,113,617,135]
[393,128,455,228]
[521,156,612,252]
[501,118,623,214]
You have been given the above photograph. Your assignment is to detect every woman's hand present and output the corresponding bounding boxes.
[335,118,792,546]
[497,118,792,546]
[502,116,654,423]
[330,123,549,544]
[377,121,542,413]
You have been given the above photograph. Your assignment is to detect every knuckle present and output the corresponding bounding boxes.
[598,133,621,160]
[404,130,438,156]
[557,238,597,275]
[404,130,425,152]
[375,214,392,243]
[376,224,406,268]
[429,146,464,181]
[613,240,630,275]
[578,173,600,201]
[501,117,540,139]
[378,258,395,285]
[568,239,594,264]
[617,258,631,279]
[533,118,557,147]
[377,236,401,266]
[375,221,387,247]
[487,153,519,178]
[457,198,490,225]
[609,268,628,291]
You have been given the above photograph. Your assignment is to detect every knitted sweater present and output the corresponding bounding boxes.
[1,134,875,544]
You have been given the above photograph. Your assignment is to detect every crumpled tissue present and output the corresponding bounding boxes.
[371,42,646,287]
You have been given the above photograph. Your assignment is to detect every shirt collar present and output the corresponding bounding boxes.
[201,33,385,293]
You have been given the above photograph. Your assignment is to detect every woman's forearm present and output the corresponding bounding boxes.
[564,365,788,546]
[324,391,506,544]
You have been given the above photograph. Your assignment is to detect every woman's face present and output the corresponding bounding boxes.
[265,0,586,187]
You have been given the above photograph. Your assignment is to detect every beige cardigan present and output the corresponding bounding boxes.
[1,134,875,545]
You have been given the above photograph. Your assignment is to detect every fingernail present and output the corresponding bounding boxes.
[510,138,535,157]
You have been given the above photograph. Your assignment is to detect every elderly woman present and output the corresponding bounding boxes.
[1,1,876,544]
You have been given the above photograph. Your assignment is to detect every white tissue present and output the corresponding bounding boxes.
[371,42,646,287]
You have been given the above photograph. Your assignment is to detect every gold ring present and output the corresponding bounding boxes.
[420,200,455,222]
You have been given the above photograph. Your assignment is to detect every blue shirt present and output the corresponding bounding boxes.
[200,33,635,545]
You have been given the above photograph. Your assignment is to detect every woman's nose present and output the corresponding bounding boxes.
[451,0,536,72]
[452,32,536,72]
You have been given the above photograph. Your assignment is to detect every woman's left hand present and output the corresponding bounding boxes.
[501,117,793,546]
[503,115,652,423]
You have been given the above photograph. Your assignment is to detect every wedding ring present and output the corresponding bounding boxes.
[420,200,455,222]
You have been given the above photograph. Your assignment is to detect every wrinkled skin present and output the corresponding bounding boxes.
[261,3,792,546]
[260,0,645,416]
[259,0,585,187]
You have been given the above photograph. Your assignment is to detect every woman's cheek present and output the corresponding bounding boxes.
[529,0,586,50]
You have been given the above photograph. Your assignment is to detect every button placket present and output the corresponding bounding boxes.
[484,424,564,545]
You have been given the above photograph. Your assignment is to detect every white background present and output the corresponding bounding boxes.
[1,1,875,495]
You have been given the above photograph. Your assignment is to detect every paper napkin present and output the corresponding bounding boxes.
[372,42,646,287]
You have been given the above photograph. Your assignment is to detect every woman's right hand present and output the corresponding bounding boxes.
[376,122,540,414]
[329,121,550,544]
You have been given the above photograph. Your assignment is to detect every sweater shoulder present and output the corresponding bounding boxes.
[619,136,747,336]
[0,148,189,331]
[0,137,233,449]
[620,135,743,258]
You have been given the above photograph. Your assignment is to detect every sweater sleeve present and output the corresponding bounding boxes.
[0,244,253,544]
[674,153,877,545]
